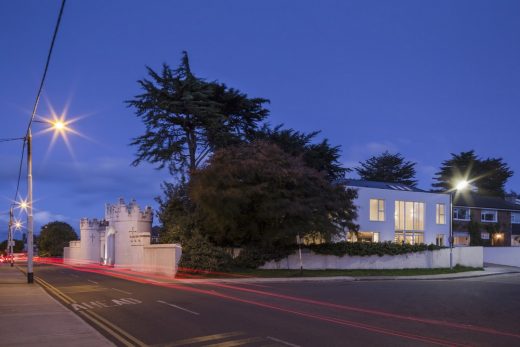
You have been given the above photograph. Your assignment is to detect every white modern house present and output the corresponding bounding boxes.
[344,180,451,246]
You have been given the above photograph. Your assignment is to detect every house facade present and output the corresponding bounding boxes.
[452,192,520,247]
[345,180,451,246]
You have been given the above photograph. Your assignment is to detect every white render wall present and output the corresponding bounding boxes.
[260,247,483,270]
[63,198,182,276]
[351,186,451,245]
[484,247,520,267]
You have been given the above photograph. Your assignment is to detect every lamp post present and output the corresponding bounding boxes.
[24,119,70,283]
[450,180,469,270]
[27,128,34,283]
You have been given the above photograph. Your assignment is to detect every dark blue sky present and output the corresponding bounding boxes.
[1,0,520,240]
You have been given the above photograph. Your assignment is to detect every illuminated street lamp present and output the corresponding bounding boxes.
[450,179,469,270]
[25,117,73,283]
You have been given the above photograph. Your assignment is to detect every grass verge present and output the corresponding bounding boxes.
[176,265,483,279]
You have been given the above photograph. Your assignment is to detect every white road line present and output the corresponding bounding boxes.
[112,288,132,295]
[88,280,98,284]
[266,336,300,347]
[157,300,200,315]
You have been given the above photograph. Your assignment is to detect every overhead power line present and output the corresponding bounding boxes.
[12,0,67,203]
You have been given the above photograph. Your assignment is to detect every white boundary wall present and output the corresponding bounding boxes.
[484,247,520,267]
[260,247,483,270]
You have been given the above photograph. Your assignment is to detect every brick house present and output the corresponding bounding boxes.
[452,192,520,246]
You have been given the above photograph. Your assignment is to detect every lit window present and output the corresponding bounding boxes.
[369,199,385,221]
[436,204,446,224]
[512,212,520,224]
[481,210,497,222]
[435,234,444,246]
[453,208,471,221]
[395,201,424,231]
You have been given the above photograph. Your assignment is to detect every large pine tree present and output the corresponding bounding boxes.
[355,151,417,187]
[432,150,513,197]
[127,51,269,177]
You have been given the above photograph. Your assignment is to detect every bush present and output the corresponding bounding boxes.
[233,244,298,269]
[307,241,443,257]
[178,234,233,271]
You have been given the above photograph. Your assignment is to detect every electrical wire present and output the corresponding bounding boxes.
[12,0,67,203]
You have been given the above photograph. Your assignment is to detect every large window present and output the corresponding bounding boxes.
[453,208,471,221]
[369,199,385,221]
[395,201,424,231]
[347,231,380,243]
[395,231,424,245]
[436,203,446,224]
[512,212,520,224]
[481,210,497,222]
[435,234,444,246]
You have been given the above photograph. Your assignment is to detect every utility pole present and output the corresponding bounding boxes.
[8,206,14,266]
[27,128,34,283]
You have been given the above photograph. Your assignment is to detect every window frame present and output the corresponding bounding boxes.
[481,209,497,223]
[453,207,471,221]
[511,212,520,224]
[436,203,446,225]
[369,199,385,222]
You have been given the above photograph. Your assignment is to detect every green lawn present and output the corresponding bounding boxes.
[176,265,483,279]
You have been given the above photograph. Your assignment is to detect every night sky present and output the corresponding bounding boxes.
[1,0,520,241]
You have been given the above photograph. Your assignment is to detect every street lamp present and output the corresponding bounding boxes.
[450,179,469,270]
[25,117,73,283]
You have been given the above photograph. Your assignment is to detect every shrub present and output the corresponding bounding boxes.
[178,234,233,271]
[233,244,298,269]
[307,241,443,257]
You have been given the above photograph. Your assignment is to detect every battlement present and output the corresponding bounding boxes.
[105,198,153,222]
[80,218,108,229]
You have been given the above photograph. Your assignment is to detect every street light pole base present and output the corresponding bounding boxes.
[28,272,34,283]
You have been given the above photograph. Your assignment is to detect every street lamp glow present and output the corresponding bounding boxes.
[455,180,469,191]
[52,120,65,130]
[14,220,22,230]
[17,199,29,211]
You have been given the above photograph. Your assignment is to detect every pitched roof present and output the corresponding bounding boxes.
[453,192,520,211]
[341,179,427,193]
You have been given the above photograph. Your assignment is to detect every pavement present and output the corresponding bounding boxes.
[1,262,519,347]
[0,263,114,347]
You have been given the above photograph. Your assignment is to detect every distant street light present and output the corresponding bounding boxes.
[450,179,469,270]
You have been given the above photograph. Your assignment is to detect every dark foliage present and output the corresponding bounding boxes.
[432,150,513,197]
[355,151,417,186]
[38,221,78,257]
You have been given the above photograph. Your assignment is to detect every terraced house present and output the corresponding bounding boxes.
[452,192,520,246]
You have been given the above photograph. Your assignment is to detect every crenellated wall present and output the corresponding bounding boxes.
[64,198,181,276]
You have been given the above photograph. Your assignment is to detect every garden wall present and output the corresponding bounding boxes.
[260,247,483,270]
[484,247,520,267]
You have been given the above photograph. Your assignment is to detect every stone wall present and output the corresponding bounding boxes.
[140,244,182,276]
[260,247,483,270]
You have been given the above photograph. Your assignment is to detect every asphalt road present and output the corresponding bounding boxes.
[32,262,520,347]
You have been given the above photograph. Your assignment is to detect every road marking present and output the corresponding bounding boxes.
[72,298,142,311]
[112,287,132,295]
[88,279,98,284]
[82,310,147,347]
[266,336,301,347]
[168,332,244,346]
[157,300,200,315]
[205,337,263,347]
[35,275,146,347]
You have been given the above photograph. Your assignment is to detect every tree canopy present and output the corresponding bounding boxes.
[254,125,348,182]
[189,141,358,248]
[127,51,269,178]
[432,150,513,197]
[355,151,417,186]
[38,221,77,257]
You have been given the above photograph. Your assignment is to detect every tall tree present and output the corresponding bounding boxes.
[189,141,358,248]
[432,150,513,197]
[355,151,417,186]
[127,51,269,177]
[38,221,77,257]
[254,125,349,181]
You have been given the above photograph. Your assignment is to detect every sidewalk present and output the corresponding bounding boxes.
[0,263,114,347]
